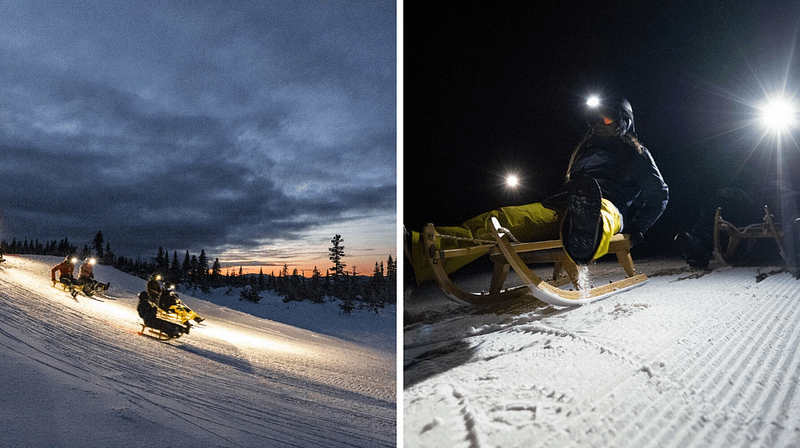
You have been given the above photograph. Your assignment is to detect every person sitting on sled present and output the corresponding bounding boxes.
[75,257,110,295]
[406,94,669,282]
[51,255,77,286]
[137,292,189,338]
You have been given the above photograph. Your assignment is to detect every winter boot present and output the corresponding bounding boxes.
[561,175,603,265]
[673,231,710,268]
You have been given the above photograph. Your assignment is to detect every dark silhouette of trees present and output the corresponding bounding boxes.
[2,232,397,312]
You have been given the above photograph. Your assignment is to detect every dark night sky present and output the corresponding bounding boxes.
[404,2,800,256]
[0,1,396,273]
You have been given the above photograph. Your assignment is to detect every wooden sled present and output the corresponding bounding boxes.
[422,218,648,306]
[713,205,786,264]
[139,324,175,340]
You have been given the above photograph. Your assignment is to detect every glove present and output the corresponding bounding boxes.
[629,231,644,247]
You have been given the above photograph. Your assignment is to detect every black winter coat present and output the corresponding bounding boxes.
[568,134,669,236]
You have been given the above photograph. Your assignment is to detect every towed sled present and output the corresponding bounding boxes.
[139,324,182,341]
[54,277,110,298]
[421,216,648,307]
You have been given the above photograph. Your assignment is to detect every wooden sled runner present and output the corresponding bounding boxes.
[422,217,648,306]
[139,324,174,340]
[713,205,787,265]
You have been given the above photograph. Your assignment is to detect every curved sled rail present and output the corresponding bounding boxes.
[489,217,648,306]
[422,223,530,305]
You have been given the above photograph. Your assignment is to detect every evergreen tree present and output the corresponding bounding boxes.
[386,255,397,304]
[92,231,104,260]
[155,247,166,272]
[211,258,222,287]
[329,234,346,298]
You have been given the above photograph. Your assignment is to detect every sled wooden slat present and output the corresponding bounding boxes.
[488,217,647,306]
[422,224,530,305]
[422,217,648,306]
[713,205,786,264]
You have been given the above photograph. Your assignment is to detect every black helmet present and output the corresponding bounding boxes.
[586,94,635,135]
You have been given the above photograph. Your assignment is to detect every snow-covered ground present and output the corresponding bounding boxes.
[0,255,395,447]
[404,255,800,447]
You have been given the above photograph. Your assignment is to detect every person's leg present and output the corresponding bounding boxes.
[591,199,623,260]
[408,202,560,282]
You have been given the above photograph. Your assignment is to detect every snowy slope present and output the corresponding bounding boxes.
[0,255,395,448]
[404,257,800,448]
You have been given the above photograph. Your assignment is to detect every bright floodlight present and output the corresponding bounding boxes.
[586,95,600,108]
[759,96,797,133]
[505,174,519,188]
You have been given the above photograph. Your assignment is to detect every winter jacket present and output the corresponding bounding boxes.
[51,261,75,282]
[568,134,669,236]
[79,262,93,279]
[146,279,161,300]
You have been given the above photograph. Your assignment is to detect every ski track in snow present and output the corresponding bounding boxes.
[0,256,395,448]
[404,258,800,448]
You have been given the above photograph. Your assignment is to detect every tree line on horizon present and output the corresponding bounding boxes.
[0,232,396,313]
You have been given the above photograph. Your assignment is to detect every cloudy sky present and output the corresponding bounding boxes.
[0,1,396,274]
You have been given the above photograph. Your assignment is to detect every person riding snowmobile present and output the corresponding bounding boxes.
[146,273,162,301]
[157,284,205,324]
[406,93,669,280]
[137,292,189,339]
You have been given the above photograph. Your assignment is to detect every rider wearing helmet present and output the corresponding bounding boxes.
[78,257,95,282]
[562,94,669,262]
[51,255,77,286]
[406,92,669,279]
[146,273,162,301]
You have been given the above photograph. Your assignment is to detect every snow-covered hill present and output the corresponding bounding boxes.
[0,255,395,447]
[404,257,800,448]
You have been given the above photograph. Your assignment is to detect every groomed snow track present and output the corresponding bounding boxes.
[0,256,395,447]
[404,258,800,448]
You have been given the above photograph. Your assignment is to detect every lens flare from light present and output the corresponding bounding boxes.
[505,174,520,188]
[759,96,798,133]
